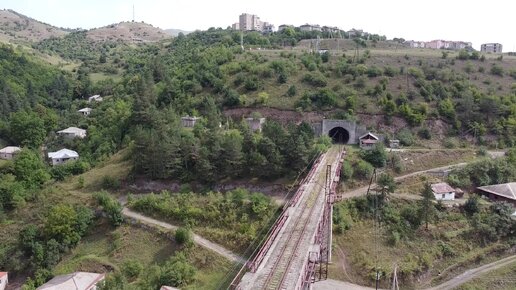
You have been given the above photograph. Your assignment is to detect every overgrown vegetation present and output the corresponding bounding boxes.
[129,188,278,252]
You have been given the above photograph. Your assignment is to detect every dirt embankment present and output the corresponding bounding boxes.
[223,107,451,138]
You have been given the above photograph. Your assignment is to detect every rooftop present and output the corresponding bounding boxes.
[477,183,516,201]
[359,132,379,140]
[37,272,105,290]
[78,108,92,112]
[0,146,21,154]
[57,127,86,134]
[431,182,455,194]
[48,148,79,159]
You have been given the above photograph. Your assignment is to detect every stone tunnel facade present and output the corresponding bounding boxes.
[312,119,367,144]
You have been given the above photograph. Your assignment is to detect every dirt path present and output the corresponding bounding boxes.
[121,207,245,264]
[316,255,516,289]
[425,254,516,290]
[341,162,468,199]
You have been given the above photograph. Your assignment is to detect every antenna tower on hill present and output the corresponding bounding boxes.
[132,4,135,22]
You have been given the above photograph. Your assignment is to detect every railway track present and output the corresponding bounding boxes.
[258,148,340,289]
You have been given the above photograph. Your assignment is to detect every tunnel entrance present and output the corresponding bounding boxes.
[328,127,350,144]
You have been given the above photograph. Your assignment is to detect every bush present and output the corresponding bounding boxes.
[396,129,414,146]
[101,176,120,189]
[340,162,353,181]
[360,144,387,168]
[302,72,328,87]
[94,191,124,226]
[122,259,143,279]
[353,160,374,180]
[490,64,504,76]
[174,227,193,246]
[463,195,480,217]
[417,127,431,140]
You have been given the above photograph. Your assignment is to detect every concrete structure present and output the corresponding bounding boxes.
[389,139,400,149]
[424,40,471,50]
[278,24,293,32]
[477,183,516,206]
[237,13,272,32]
[431,182,456,200]
[78,108,92,116]
[57,127,87,139]
[358,132,379,149]
[406,40,426,48]
[246,117,266,132]
[181,116,200,128]
[88,95,103,102]
[300,24,322,32]
[0,272,7,290]
[0,146,21,160]
[347,28,364,38]
[160,287,179,290]
[481,43,503,53]
[231,23,240,30]
[312,119,368,144]
[48,149,79,166]
[37,272,105,290]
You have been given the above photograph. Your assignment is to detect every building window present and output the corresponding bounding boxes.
[442,194,445,199]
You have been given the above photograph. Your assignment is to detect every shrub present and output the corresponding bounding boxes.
[396,129,414,146]
[353,160,374,180]
[286,85,297,97]
[490,64,504,76]
[417,127,431,140]
[360,144,387,168]
[94,191,124,226]
[302,72,328,87]
[463,195,480,217]
[101,175,120,189]
[340,162,353,181]
[122,259,143,279]
[174,227,193,246]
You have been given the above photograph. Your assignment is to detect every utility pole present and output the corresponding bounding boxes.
[132,4,135,22]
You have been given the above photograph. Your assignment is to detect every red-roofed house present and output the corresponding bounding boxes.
[431,182,456,200]
[477,183,516,206]
[0,272,8,290]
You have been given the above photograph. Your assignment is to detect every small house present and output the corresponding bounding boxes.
[181,116,200,128]
[245,117,266,132]
[359,132,379,149]
[431,182,456,200]
[48,149,79,166]
[37,272,105,290]
[88,95,103,102]
[57,127,87,139]
[389,139,400,149]
[78,108,92,116]
[0,146,21,160]
[0,272,8,290]
[477,183,516,206]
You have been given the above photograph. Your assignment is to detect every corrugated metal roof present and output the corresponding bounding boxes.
[478,183,516,201]
[431,182,455,194]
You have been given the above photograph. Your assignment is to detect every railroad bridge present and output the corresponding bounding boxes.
[232,146,345,289]
[312,119,367,144]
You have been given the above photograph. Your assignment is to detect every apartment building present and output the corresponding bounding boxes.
[481,43,503,53]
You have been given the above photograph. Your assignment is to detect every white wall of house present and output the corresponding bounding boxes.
[51,157,78,166]
[0,153,14,160]
[0,273,8,290]
[433,191,455,201]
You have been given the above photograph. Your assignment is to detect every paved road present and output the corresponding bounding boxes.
[122,207,245,263]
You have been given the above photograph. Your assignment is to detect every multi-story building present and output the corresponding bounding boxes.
[278,24,293,32]
[300,24,322,32]
[416,40,471,50]
[236,13,272,32]
[481,43,503,53]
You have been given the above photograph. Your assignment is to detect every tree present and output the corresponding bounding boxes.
[157,252,196,287]
[463,195,480,217]
[360,143,387,168]
[420,183,435,230]
[44,204,81,246]
[13,149,50,189]
[9,111,47,148]
[377,173,396,200]
[174,227,193,246]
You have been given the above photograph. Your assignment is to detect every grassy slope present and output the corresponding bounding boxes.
[329,199,513,289]
[456,260,516,290]
[0,150,234,288]
[55,221,234,289]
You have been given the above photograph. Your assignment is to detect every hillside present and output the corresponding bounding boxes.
[0,9,67,43]
[86,21,171,42]
[165,28,191,37]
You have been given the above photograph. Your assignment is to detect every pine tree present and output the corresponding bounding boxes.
[420,183,435,230]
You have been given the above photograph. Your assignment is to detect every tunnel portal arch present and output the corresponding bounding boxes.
[328,127,350,144]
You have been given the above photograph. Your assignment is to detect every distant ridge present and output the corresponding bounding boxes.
[86,21,171,42]
[164,28,192,37]
[0,9,67,43]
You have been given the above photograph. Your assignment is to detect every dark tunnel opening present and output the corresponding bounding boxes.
[328,127,350,144]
